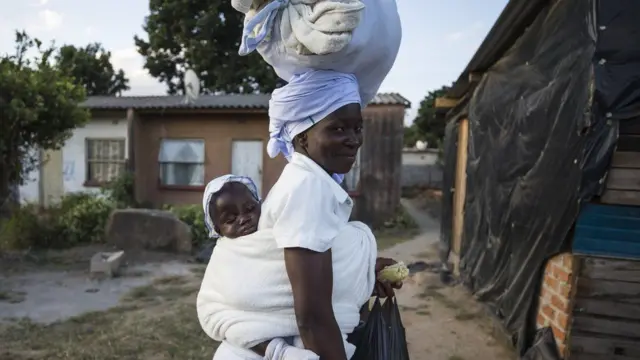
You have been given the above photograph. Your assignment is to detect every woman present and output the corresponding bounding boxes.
[202,70,400,360]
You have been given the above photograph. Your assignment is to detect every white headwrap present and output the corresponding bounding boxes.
[202,175,260,238]
[267,70,362,183]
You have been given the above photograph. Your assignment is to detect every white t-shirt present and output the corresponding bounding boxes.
[259,152,353,252]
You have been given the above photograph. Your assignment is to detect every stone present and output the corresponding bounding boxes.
[105,209,193,254]
[90,251,125,278]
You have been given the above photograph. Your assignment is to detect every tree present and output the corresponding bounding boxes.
[56,43,130,96]
[134,0,279,95]
[410,85,450,148]
[0,31,90,214]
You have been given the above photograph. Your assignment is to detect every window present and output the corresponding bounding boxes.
[158,139,205,187]
[86,138,126,184]
[343,150,361,192]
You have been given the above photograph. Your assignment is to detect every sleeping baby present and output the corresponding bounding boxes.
[197,174,322,360]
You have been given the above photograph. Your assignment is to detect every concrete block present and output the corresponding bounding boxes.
[90,251,125,278]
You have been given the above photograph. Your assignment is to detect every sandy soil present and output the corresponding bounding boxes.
[383,199,516,360]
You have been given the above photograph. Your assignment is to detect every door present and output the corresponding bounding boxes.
[231,140,264,196]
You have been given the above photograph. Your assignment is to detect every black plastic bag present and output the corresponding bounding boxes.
[351,297,410,360]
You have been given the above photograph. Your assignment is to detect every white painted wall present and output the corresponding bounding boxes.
[62,117,128,194]
[17,116,128,204]
[402,150,438,166]
[18,150,40,204]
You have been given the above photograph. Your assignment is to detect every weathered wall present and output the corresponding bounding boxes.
[401,150,442,188]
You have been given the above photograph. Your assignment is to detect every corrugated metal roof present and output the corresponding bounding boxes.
[82,93,411,110]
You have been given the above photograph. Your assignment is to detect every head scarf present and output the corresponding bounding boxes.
[267,70,361,183]
[202,175,260,238]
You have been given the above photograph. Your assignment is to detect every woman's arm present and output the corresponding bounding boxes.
[285,247,347,360]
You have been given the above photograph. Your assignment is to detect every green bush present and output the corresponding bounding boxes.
[166,204,209,248]
[0,193,114,250]
[102,172,137,208]
[58,195,114,246]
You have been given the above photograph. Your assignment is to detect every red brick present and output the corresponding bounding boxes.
[555,310,569,330]
[544,276,560,292]
[536,313,548,328]
[553,264,571,282]
[551,324,566,342]
[551,294,568,311]
[540,304,555,319]
[557,282,572,298]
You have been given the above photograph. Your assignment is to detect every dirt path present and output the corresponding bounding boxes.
[383,199,516,360]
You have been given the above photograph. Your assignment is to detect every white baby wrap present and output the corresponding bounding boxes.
[197,221,377,358]
[236,0,402,105]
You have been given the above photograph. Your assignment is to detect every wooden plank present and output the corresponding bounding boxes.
[601,190,640,206]
[580,257,640,282]
[574,298,640,320]
[616,135,640,152]
[468,72,483,83]
[571,353,639,360]
[619,119,640,135]
[576,277,640,302]
[575,226,640,243]
[572,313,640,339]
[570,334,640,357]
[452,118,469,275]
[434,97,460,109]
[611,152,640,168]
[606,168,640,191]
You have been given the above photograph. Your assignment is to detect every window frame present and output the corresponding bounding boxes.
[84,137,127,187]
[157,138,206,191]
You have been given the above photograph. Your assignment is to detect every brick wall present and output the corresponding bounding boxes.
[536,253,575,358]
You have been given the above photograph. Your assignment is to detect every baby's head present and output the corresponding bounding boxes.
[203,175,261,239]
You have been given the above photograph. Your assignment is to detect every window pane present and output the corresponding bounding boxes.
[159,163,205,186]
[158,139,205,163]
[86,139,126,183]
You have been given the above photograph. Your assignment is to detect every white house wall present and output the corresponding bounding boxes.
[63,117,128,194]
[18,148,40,204]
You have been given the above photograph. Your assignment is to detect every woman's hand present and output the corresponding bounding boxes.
[373,257,403,298]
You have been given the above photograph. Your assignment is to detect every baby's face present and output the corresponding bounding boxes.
[211,184,260,239]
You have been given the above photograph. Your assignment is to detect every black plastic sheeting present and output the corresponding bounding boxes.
[439,0,640,357]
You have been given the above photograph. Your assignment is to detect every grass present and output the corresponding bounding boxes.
[0,270,218,360]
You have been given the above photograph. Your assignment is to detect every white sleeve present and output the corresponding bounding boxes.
[271,177,340,252]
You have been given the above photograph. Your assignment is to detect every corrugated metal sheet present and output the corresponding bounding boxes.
[82,93,411,110]
[573,203,640,260]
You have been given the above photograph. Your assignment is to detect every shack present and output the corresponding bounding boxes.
[435,0,640,358]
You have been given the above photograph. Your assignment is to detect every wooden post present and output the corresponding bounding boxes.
[452,119,469,275]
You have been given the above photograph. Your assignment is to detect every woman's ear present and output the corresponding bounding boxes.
[297,133,308,150]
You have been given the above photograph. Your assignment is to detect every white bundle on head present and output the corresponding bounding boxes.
[202,175,261,238]
[238,0,365,57]
[267,70,361,183]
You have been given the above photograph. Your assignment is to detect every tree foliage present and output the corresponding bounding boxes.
[0,31,89,211]
[406,85,450,148]
[56,43,130,96]
[134,0,279,95]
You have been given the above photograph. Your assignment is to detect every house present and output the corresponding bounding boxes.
[435,0,640,358]
[20,93,410,226]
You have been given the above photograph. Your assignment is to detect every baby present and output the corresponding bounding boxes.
[201,174,320,360]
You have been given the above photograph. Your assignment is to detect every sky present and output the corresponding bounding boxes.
[1,0,509,125]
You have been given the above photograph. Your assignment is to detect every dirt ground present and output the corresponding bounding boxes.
[383,199,516,360]
[0,195,516,360]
